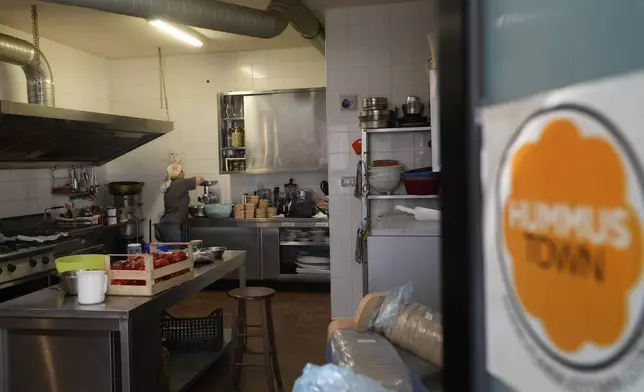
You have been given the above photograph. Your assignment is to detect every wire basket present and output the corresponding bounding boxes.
[161,309,224,353]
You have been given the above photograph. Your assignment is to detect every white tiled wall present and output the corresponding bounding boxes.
[0,24,110,218]
[105,47,326,227]
[325,1,436,318]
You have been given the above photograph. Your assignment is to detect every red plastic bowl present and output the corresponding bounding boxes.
[403,177,439,195]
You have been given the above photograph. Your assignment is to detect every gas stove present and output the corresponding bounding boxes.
[0,237,81,289]
[0,247,55,288]
[0,217,105,291]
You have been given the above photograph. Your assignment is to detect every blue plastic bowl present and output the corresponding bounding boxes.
[402,167,436,179]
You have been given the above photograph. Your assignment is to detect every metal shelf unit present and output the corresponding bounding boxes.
[359,125,438,296]
[367,194,439,200]
[365,126,431,133]
[280,241,329,246]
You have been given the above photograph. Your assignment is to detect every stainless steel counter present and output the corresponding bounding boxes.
[0,251,247,392]
[186,219,330,282]
[0,250,246,319]
[187,217,329,229]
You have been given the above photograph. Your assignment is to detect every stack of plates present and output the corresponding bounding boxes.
[296,231,311,242]
[280,229,301,242]
[295,255,330,272]
[309,229,329,243]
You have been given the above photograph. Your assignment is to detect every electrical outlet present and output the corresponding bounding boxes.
[339,95,357,110]
[341,176,356,187]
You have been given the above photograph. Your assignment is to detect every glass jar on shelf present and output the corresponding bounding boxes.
[231,126,245,148]
[226,127,233,147]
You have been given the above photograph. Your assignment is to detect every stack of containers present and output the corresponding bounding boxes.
[359,97,395,129]
[234,204,244,219]
[256,199,270,218]
[244,203,255,219]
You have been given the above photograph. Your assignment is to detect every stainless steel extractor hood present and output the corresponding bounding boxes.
[0,100,173,169]
[0,31,173,169]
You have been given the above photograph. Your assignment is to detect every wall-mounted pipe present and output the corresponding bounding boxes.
[0,33,55,106]
[269,0,325,54]
[43,0,325,55]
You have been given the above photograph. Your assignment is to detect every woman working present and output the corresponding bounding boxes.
[157,162,204,242]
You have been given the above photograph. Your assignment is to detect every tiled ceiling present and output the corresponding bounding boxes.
[0,0,413,59]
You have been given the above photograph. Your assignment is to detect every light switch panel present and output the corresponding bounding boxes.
[340,95,357,110]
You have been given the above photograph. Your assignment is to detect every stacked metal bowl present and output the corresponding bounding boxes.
[359,97,395,129]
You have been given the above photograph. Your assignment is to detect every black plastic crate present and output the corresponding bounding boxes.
[161,309,224,353]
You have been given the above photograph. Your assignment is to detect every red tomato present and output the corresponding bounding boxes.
[111,261,124,270]
[153,258,169,269]
[111,279,123,285]
[134,262,145,271]
[123,262,135,270]
[168,252,183,264]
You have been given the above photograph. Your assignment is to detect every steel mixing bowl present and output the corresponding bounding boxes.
[58,270,79,295]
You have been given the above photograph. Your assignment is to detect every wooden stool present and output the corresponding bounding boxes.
[228,287,283,392]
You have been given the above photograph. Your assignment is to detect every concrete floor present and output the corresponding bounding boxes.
[167,289,331,392]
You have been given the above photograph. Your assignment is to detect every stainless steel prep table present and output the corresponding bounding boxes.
[186,218,329,281]
[0,250,247,392]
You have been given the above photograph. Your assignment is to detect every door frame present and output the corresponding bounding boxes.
[438,0,487,390]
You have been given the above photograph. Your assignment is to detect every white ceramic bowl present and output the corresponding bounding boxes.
[369,164,403,172]
[369,170,403,177]
[369,168,402,175]
[369,177,401,192]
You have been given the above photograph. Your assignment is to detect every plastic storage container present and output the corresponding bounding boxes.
[161,309,224,353]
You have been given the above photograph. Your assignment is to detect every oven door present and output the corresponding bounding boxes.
[0,274,55,303]
[0,244,106,303]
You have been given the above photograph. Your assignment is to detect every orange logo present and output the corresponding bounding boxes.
[500,108,644,366]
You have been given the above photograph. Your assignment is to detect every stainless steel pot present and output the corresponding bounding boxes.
[402,102,425,116]
[362,97,388,110]
[59,270,79,295]
[114,194,141,208]
[108,181,144,196]
[189,205,206,217]
[360,120,394,129]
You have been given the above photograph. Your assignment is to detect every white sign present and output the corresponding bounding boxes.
[483,70,644,392]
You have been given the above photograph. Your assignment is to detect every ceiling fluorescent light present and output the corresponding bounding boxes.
[149,20,204,47]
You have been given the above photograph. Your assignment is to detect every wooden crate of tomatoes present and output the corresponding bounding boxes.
[105,243,195,296]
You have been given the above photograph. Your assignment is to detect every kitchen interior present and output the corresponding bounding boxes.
[0,0,441,391]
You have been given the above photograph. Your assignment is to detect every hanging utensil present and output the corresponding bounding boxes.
[355,225,368,264]
[70,166,78,191]
[354,161,362,199]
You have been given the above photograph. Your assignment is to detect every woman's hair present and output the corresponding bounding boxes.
[160,162,183,193]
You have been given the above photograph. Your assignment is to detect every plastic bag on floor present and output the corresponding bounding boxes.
[293,363,394,392]
[371,282,414,331]
[329,328,413,392]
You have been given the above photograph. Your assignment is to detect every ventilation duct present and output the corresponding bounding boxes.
[43,0,326,55]
[0,32,54,106]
